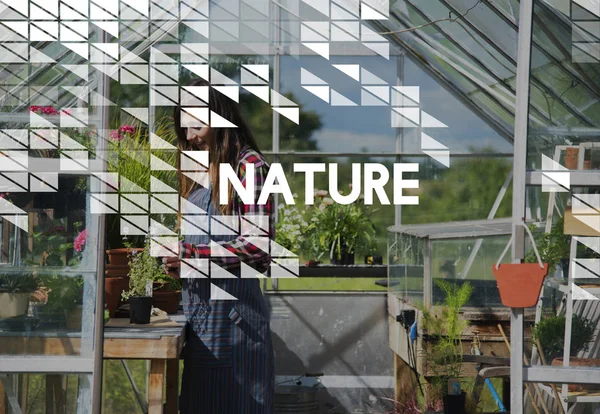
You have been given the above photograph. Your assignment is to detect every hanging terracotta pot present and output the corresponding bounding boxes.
[492,223,549,308]
[492,263,549,308]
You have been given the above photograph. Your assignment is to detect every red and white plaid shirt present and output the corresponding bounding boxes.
[179,146,274,274]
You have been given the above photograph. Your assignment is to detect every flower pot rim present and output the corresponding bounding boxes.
[106,248,144,255]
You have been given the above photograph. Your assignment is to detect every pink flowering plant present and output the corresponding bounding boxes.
[28,106,97,159]
[26,218,87,267]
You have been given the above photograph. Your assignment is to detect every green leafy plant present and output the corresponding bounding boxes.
[153,272,182,291]
[122,241,166,301]
[38,274,84,314]
[419,280,473,404]
[525,218,571,271]
[307,189,377,262]
[533,314,596,361]
[0,273,40,293]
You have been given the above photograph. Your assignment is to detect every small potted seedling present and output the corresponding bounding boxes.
[121,242,158,324]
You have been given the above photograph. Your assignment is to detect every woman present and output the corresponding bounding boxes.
[164,77,275,413]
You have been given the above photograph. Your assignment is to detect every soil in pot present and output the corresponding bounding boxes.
[129,296,152,324]
[551,358,600,391]
[153,290,181,314]
[0,292,31,319]
[105,277,127,318]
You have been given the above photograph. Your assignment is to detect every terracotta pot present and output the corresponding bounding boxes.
[551,358,600,391]
[105,265,130,278]
[106,248,143,266]
[105,277,128,318]
[565,147,579,169]
[153,290,181,314]
[492,263,549,308]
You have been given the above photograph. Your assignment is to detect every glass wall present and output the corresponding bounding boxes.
[0,24,104,414]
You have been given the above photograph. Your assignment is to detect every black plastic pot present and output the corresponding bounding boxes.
[330,241,355,265]
[443,392,466,414]
[129,296,152,324]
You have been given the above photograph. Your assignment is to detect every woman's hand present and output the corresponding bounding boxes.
[162,256,180,279]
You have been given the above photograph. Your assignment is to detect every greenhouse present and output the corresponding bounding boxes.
[0,0,599,413]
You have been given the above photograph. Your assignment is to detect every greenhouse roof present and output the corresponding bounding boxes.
[387,217,513,239]
[372,0,600,144]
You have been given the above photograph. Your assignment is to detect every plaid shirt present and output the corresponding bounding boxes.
[180,146,274,274]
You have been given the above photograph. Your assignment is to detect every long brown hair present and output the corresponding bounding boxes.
[174,77,262,215]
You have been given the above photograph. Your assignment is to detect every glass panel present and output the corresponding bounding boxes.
[400,155,513,224]
[271,155,394,263]
[386,1,517,135]
[0,373,89,413]
[431,236,510,306]
[388,232,425,304]
[279,55,398,152]
[528,1,600,168]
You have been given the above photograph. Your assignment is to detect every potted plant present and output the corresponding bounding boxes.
[525,218,571,278]
[121,241,160,324]
[0,273,40,319]
[308,189,377,265]
[420,280,474,414]
[534,313,595,361]
[152,273,182,314]
[38,274,84,330]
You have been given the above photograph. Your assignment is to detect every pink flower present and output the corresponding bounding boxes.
[42,106,58,115]
[119,125,136,134]
[29,106,42,113]
[315,189,328,198]
[110,131,123,141]
[74,229,87,252]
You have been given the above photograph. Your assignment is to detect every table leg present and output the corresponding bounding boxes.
[165,360,179,414]
[0,378,7,414]
[148,360,166,414]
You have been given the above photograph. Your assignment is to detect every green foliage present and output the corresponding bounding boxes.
[153,272,182,291]
[533,314,596,361]
[122,241,166,300]
[0,273,40,293]
[38,274,84,314]
[308,193,378,261]
[525,217,571,271]
[275,204,310,255]
[419,280,473,401]
[403,151,512,224]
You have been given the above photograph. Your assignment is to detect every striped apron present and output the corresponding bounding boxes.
[179,186,275,414]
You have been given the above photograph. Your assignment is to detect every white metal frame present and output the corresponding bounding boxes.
[514,2,600,413]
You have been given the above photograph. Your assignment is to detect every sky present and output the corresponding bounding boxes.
[278,53,514,155]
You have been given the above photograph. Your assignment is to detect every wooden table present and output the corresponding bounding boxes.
[0,315,186,414]
[104,316,186,414]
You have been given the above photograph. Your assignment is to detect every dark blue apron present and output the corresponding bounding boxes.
[179,185,274,414]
